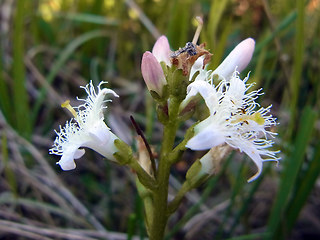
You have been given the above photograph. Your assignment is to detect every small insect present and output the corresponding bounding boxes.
[171,42,197,58]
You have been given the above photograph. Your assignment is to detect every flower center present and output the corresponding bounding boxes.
[231,112,265,125]
[250,112,265,125]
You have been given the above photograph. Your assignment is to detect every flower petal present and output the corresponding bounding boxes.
[227,74,246,102]
[88,121,111,143]
[74,149,85,159]
[189,56,206,81]
[186,81,219,116]
[141,51,167,96]
[220,73,247,111]
[186,123,225,150]
[56,145,82,170]
[212,38,255,80]
[241,143,263,182]
[152,35,171,67]
[86,121,118,161]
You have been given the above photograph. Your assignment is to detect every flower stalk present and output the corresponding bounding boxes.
[148,67,187,239]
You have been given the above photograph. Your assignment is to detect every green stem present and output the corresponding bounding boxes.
[167,182,191,214]
[149,97,181,240]
[114,139,157,190]
[136,178,153,234]
[168,124,195,164]
[167,166,208,215]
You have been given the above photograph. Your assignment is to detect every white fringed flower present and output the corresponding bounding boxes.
[49,81,119,171]
[185,71,280,182]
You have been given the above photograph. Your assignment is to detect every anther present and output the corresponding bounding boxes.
[61,100,77,118]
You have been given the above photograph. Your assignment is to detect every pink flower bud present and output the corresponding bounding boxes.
[212,38,255,79]
[141,51,167,96]
[152,35,172,67]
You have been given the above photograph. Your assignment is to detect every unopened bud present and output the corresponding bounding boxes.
[152,35,172,67]
[141,51,167,97]
[136,136,154,176]
[185,144,231,187]
[198,145,231,176]
[212,38,255,80]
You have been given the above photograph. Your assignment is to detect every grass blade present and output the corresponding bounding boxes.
[287,0,306,139]
[255,11,297,54]
[266,106,317,239]
[206,0,229,47]
[52,12,119,26]
[12,0,31,137]
[0,41,12,122]
[279,138,320,236]
[167,0,191,49]
[32,29,111,124]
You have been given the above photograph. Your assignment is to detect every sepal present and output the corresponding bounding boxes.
[170,69,189,101]
[156,103,169,124]
[149,84,169,102]
[185,145,231,187]
[113,139,133,165]
[185,160,210,188]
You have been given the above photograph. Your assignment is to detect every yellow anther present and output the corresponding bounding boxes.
[231,112,265,125]
[61,100,77,118]
[192,16,203,45]
[249,112,265,125]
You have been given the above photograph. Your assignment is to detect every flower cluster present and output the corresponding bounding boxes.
[50,35,279,183]
[183,38,280,182]
[49,20,281,240]
[140,36,280,182]
[49,81,119,170]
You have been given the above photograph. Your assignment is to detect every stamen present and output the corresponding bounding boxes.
[250,112,265,125]
[61,100,77,118]
[192,16,203,45]
[231,112,265,125]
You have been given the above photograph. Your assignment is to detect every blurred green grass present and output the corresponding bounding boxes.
[0,0,319,239]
